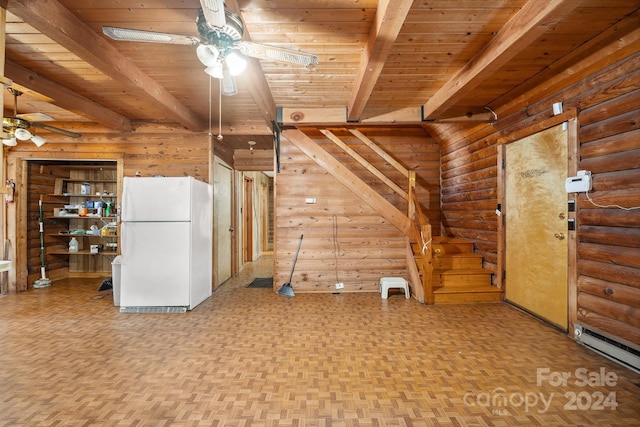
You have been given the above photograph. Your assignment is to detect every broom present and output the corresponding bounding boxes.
[33,199,51,288]
[277,234,303,297]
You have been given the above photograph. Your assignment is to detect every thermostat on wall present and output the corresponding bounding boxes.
[565,170,592,193]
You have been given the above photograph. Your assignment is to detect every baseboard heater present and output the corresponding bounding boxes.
[574,323,640,374]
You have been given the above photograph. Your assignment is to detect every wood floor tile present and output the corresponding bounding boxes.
[1,255,639,426]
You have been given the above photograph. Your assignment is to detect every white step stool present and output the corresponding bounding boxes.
[379,277,409,299]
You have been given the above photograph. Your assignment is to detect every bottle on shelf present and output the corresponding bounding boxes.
[69,237,79,253]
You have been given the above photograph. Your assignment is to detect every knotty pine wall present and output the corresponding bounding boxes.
[435,46,639,344]
[275,127,440,293]
[6,130,212,291]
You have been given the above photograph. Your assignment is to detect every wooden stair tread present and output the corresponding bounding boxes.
[434,253,483,259]
[433,268,492,275]
[433,285,501,294]
[432,236,472,243]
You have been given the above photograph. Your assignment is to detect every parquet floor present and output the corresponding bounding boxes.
[1,255,639,426]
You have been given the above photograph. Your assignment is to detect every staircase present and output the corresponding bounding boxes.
[284,128,502,304]
[429,237,501,304]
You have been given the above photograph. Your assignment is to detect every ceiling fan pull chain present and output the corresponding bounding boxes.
[217,78,223,141]
[208,74,212,140]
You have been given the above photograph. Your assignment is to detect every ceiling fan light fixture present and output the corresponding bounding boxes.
[226,50,247,76]
[2,136,17,147]
[204,63,224,79]
[197,44,220,67]
[31,135,47,147]
[15,128,32,141]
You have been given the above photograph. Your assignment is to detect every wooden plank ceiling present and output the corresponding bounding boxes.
[2,0,639,150]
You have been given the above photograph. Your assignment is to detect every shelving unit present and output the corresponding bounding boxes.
[45,169,119,278]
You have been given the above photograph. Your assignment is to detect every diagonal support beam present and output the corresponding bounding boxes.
[422,0,578,120]
[320,129,407,198]
[9,0,205,132]
[347,0,413,122]
[5,61,131,132]
[284,128,414,239]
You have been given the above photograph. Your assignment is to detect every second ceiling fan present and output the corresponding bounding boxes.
[102,0,319,96]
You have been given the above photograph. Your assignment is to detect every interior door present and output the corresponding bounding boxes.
[505,124,569,329]
[214,161,232,287]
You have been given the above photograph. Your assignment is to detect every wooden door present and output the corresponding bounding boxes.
[505,124,569,329]
[214,161,232,287]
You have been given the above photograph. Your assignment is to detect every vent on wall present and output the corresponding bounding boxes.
[574,323,640,374]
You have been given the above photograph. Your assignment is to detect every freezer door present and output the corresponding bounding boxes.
[122,177,193,222]
[120,222,190,307]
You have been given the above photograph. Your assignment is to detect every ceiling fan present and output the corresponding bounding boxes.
[2,88,82,147]
[102,0,319,96]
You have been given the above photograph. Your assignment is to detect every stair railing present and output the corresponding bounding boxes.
[318,128,434,302]
[407,171,434,304]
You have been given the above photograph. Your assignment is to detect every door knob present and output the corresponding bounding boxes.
[554,233,565,240]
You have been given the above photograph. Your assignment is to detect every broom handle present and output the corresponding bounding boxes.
[287,234,303,282]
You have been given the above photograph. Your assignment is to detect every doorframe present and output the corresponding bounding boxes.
[243,176,253,263]
[496,110,578,334]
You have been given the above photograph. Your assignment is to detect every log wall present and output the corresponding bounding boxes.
[437,46,640,344]
[275,126,440,293]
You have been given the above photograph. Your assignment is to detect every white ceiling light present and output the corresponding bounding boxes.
[31,135,47,147]
[2,136,17,147]
[196,44,220,67]
[226,50,247,76]
[204,63,224,79]
[15,128,32,141]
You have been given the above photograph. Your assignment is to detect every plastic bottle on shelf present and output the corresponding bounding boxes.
[69,237,79,253]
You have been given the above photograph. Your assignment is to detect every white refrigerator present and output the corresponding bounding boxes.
[119,176,213,310]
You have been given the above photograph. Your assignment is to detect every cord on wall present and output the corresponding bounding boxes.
[332,214,341,284]
[585,191,640,210]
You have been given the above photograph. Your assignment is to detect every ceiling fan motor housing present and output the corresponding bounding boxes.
[3,117,30,130]
[196,8,243,55]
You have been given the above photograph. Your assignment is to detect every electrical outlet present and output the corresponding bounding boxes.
[335,282,344,290]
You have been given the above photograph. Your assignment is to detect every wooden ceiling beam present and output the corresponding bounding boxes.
[279,107,494,126]
[421,0,579,120]
[8,0,205,132]
[5,61,132,132]
[346,0,413,122]
[226,1,277,125]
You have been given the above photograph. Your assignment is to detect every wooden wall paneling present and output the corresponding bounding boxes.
[276,134,406,293]
[29,164,69,282]
[574,70,640,345]
[233,149,273,171]
[439,45,639,344]
[5,130,212,289]
[274,126,440,294]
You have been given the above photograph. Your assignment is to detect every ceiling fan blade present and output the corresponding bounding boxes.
[200,0,226,28]
[30,122,82,138]
[221,71,238,97]
[236,41,318,68]
[102,26,198,46]
[16,112,54,122]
